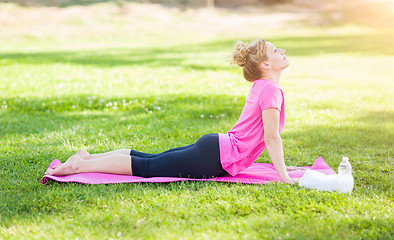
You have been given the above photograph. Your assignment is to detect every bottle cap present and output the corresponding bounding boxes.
[342,156,349,161]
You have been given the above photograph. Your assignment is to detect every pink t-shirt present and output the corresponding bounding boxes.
[219,79,285,176]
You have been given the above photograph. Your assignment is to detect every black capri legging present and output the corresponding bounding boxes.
[130,133,228,178]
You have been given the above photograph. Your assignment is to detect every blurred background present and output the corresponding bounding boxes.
[1,0,393,50]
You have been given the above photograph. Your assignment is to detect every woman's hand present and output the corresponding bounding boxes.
[291,178,300,184]
[281,177,300,185]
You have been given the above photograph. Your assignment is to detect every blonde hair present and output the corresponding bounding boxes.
[231,39,268,82]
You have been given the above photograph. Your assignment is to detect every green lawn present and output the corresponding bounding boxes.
[0,2,393,239]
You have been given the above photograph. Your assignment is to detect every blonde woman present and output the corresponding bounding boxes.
[46,39,300,184]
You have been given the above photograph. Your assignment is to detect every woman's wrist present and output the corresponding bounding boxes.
[281,175,293,184]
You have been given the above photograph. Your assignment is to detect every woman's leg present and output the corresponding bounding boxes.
[132,134,227,178]
[76,149,131,160]
[46,135,224,177]
[48,143,194,176]
[130,144,194,158]
[46,154,132,176]
[76,144,194,160]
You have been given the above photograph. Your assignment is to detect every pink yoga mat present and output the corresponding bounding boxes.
[40,157,335,185]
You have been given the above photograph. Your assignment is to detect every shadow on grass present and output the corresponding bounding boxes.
[0,94,244,137]
[1,32,393,69]
[354,111,394,126]
[0,43,231,70]
[274,33,394,56]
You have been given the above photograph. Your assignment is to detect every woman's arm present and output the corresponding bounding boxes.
[262,108,294,184]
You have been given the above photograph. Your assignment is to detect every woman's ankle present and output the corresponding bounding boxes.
[68,155,83,173]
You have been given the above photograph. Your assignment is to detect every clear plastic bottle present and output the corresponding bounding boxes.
[338,157,352,175]
[337,156,354,194]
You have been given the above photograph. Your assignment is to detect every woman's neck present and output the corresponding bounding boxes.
[262,71,282,83]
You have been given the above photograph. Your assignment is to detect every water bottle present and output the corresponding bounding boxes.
[337,156,354,194]
[338,157,352,175]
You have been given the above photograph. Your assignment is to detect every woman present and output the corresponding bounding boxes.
[46,39,300,184]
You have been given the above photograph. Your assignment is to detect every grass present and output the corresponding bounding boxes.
[0,1,393,239]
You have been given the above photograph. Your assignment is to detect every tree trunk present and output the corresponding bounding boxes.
[207,0,214,9]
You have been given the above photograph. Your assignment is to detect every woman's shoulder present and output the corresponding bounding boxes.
[254,79,280,88]
[254,80,282,95]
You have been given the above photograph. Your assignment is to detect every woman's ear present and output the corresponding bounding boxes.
[260,62,271,70]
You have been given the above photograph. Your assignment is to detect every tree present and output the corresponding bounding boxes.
[207,0,214,8]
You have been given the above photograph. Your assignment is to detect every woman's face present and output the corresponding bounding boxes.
[265,42,289,71]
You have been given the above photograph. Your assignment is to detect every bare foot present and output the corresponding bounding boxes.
[45,155,83,176]
[76,149,90,160]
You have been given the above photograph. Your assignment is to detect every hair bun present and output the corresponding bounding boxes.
[231,41,248,67]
